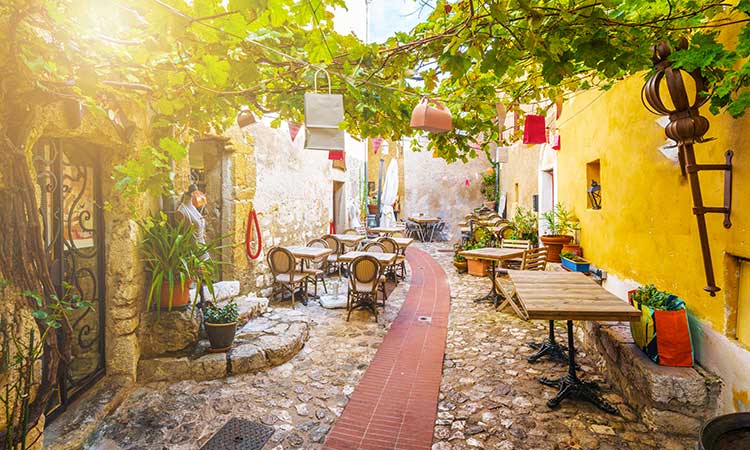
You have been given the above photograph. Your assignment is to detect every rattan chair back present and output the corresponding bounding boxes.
[349,255,381,293]
[321,234,342,254]
[267,247,296,276]
[363,241,386,253]
[378,237,399,254]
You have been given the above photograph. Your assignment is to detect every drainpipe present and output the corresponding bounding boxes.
[376,158,384,226]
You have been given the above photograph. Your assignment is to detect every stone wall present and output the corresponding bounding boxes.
[403,138,489,239]
[577,321,721,436]
[233,122,332,294]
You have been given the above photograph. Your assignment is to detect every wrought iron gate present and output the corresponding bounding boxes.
[33,139,106,420]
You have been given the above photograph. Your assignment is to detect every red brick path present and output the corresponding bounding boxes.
[324,247,451,450]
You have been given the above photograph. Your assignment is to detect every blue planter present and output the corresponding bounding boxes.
[561,256,590,273]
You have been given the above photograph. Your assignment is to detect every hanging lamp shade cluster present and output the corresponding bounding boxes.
[410,98,452,133]
[304,69,345,151]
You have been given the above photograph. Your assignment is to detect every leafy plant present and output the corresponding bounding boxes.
[631,284,685,311]
[453,243,467,263]
[479,171,497,203]
[560,251,578,261]
[1,281,90,449]
[114,138,188,204]
[542,203,580,236]
[138,212,220,312]
[204,299,239,324]
[509,207,539,244]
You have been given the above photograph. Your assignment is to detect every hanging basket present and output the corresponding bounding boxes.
[410,98,452,133]
[304,69,345,151]
[523,114,547,144]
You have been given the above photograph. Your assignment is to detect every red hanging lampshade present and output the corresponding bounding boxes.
[523,114,547,144]
[328,150,345,161]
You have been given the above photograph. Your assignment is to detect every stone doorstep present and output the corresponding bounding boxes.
[136,311,310,383]
[579,321,722,436]
[44,376,134,450]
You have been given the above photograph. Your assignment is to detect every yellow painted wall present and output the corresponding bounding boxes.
[557,75,749,332]
[500,143,542,214]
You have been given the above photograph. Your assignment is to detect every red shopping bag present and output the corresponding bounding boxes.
[653,309,694,367]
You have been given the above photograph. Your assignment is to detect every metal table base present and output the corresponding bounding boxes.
[538,320,619,414]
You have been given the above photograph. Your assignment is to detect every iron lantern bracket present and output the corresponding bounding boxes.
[686,149,733,229]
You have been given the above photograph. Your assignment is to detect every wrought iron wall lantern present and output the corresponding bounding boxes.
[642,39,733,296]
[588,180,602,210]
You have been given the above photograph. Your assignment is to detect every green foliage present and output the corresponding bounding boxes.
[542,203,580,237]
[453,242,466,262]
[204,299,239,324]
[560,251,577,261]
[24,282,93,330]
[138,212,220,311]
[509,207,539,245]
[113,138,187,202]
[467,226,493,250]
[631,284,686,311]
[479,171,497,202]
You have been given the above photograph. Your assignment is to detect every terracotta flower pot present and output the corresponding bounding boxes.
[561,243,582,257]
[159,278,192,310]
[467,259,490,277]
[367,204,379,215]
[540,235,574,262]
[205,322,237,352]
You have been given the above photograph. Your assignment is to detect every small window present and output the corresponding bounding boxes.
[726,254,750,347]
[586,159,602,209]
[514,183,520,204]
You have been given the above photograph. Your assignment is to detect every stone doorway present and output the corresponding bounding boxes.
[33,139,107,421]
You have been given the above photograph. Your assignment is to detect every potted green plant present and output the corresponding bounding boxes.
[509,206,539,245]
[453,243,468,272]
[540,203,580,262]
[139,213,218,311]
[480,170,497,210]
[465,227,493,276]
[560,251,590,273]
[204,299,240,352]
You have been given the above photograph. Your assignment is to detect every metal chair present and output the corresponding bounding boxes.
[304,239,329,296]
[266,246,311,309]
[346,255,383,322]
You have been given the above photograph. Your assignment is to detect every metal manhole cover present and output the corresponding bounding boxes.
[417,316,432,323]
[201,418,274,450]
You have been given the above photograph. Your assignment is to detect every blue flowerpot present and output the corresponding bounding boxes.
[561,256,590,273]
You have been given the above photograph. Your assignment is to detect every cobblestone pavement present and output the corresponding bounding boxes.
[86,244,695,450]
[86,277,410,450]
[421,243,694,450]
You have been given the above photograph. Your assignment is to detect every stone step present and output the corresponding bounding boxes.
[137,308,310,383]
[217,294,269,322]
[190,280,240,302]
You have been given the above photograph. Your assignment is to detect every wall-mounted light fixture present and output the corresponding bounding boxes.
[587,180,602,210]
[642,39,733,296]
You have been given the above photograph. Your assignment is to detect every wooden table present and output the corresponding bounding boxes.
[283,246,334,303]
[285,246,332,260]
[331,234,365,249]
[339,251,397,266]
[391,237,414,249]
[368,227,402,236]
[409,216,440,224]
[459,248,526,307]
[509,271,641,414]
[409,216,441,241]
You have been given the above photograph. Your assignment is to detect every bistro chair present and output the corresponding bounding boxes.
[362,241,388,303]
[343,228,359,235]
[379,237,405,281]
[321,234,343,278]
[390,230,406,238]
[304,239,329,296]
[346,255,383,322]
[266,246,311,309]
[340,228,361,252]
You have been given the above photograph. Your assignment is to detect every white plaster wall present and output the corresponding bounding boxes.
[403,138,490,239]
[250,122,333,290]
